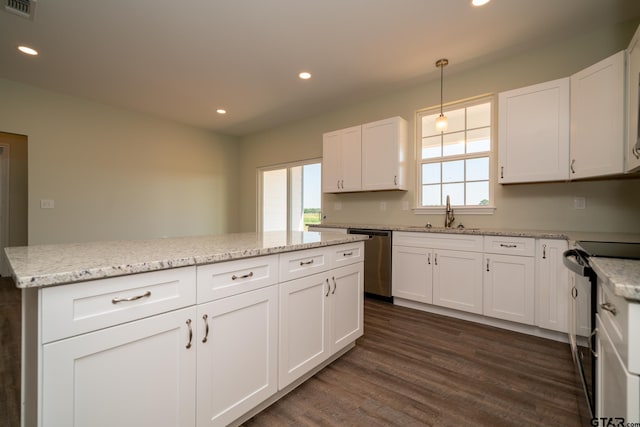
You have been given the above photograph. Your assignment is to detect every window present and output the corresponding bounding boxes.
[417,96,494,212]
[259,160,322,232]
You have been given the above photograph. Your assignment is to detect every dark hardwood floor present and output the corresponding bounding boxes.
[0,280,583,427]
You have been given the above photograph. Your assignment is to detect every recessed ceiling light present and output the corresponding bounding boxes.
[216,109,227,114]
[298,72,312,80]
[17,45,38,56]
[471,0,491,6]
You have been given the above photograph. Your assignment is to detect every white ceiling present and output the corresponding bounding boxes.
[1,0,640,136]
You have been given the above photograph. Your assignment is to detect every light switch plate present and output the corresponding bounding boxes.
[574,197,586,209]
[40,199,55,209]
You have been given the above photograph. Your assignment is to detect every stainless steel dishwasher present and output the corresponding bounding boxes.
[347,229,392,300]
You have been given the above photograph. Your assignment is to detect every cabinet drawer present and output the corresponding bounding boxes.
[279,246,331,282]
[332,242,364,267]
[483,236,535,256]
[598,279,640,374]
[393,231,483,252]
[197,255,278,303]
[41,266,197,343]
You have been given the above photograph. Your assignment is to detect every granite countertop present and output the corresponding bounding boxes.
[590,257,640,302]
[4,231,368,289]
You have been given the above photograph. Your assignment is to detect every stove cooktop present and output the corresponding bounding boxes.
[577,241,640,260]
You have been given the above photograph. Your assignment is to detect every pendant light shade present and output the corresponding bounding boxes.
[435,58,449,132]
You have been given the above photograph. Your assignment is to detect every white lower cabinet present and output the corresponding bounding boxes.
[42,306,197,427]
[433,249,484,315]
[391,245,433,303]
[483,253,534,324]
[196,286,278,427]
[279,262,363,389]
[535,239,569,333]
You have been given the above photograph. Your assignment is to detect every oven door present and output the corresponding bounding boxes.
[563,249,596,420]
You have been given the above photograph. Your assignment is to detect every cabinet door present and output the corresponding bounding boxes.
[596,316,640,421]
[627,24,640,172]
[392,245,433,303]
[341,125,363,192]
[322,130,343,192]
[483,254,535,324]
[570,50,625,179]
[196,286,278,427]
[535,239,569,333]
[498,78,570,183]
[433,249,483,314]
[329,263,364,354]
[278,272,331,389]
[42,307,196,427]
[361,117,408,190]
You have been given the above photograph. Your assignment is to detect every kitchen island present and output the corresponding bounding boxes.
[5,231,367,427]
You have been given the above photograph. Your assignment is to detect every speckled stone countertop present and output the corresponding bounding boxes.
[590,257,640,302]
[4,231,368,289]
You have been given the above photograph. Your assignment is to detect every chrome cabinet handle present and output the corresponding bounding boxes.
[434,253,438,266]
[571,159,576,174]
[633,146,640,159]
[202,314,209,343]
[112,290,151,304]
[231,272,253,280]
[500,166,504,179]
[600,302,617,316]
[394,175,398,185]
[325,278,330,297]
[499,244,517,248]
[542,244,547,259]
[343,252,353,256]
[571,286,578,299]
[427,253,431,265]
[332,277,337,294]
[300,259,314,266]
[588,328,598,358]
[186,319,193,349]
[486,258,490,272]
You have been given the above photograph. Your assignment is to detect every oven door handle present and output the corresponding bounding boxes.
[562,249,592,277]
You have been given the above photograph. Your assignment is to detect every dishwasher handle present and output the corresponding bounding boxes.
[347,229,391,237]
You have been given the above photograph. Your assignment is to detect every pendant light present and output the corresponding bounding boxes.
[435,58,449,132]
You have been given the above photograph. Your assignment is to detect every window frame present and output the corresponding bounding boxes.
[414,94,496,215]
[257,158,323,232]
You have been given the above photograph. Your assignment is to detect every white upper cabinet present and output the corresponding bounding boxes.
[361,116,408,191]
[498,78,570,183]
[322,117,408,193]
[570,50,626,179]
[626,24,640,172]
[322,125,362,193]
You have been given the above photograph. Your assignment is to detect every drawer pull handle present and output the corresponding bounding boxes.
[600,302,617,316]
[325,278,330,297]
[499,244,517,248]
[332,277,337,294]
[202,314,209,343]
[343,252,353,256]
[542,244,547,259]
[486,258,490,272]
[231,272,254,280]
[112,290,151,304]
[186,319,193,349]
[300,259,314,266]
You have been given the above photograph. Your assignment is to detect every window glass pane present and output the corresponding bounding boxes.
[466,157,489,181]
[422,163,441,184]
[467,128,490,153]
[442,183,464,205]
[466,181,490,206]
[421,114,439,138]
[442,132,465,156]
[422,184,441,206]
[422,135,441,159]
[302,163,322,228]
[442,160,464,183]
[262,169,287,232]
[445,108,465,133]
[467,102,491,129]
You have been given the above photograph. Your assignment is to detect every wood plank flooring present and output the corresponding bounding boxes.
[243,298,584,426]
[0,281,584,427]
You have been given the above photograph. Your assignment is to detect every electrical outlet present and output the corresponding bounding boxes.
[40,199,55,209]
[574,197,586,210]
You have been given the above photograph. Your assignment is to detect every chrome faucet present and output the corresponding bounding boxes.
[444,195,455,228]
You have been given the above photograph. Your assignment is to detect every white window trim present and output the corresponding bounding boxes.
[414,94,497,215]
[257,157,323,233]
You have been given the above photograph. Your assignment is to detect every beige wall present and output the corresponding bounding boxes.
[0,79,240,245]
[238,19,640,234]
